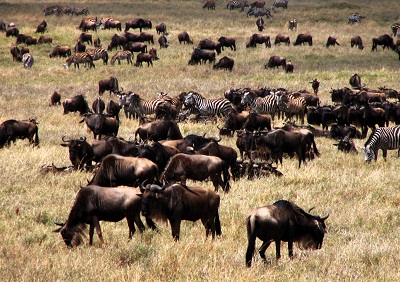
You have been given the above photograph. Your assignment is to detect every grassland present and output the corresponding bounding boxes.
[1,0,400,281]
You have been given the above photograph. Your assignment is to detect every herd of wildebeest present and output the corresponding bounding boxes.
[1,0,400,268]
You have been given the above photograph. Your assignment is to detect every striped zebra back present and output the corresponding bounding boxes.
[364,126,400,161]
[86,48,108,64]
[184,92,232,117]
[242,92,280,119]
[127,93,164,116]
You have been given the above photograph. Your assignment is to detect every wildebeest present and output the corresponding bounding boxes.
[88,154,158,187]
[79,32,92,45]
[60,136,95,170]
[49,46,71,58]
[371,34,395,51]
[106,100,121,122]
[178,31,193,44]
[218,36,236,51]
[256,17,265,32]
[49,91,61,106]
[246,33,271,48]
[188,48,216,65]
[274,34,290,45]
[350,35,364,50]
[124,31,141,43]
[62,94,89,115]
[98,76,119,95]
[245,200,329,267]
[198,38,222,54]
[310,79,320,94]
[108,34,127,51]
[53,185,156,247]
[213,56,234,71]
[158,35,169,48]
[6,27,19,37]
[124,42,148,53]
[148,47,159,60]
[140,32,154,44]
[265,55,286,69]
[74,40,86,53]
[155,23,167,34]
[92,97,105,114]
[77,19,99,32]
[242,112,272,132]
[161,153,230,192]
[135,119,182,141]
[102,19,122,31]
[140,182,221,240]
[333,135,358,154]
[218,110,249,136]
[125,18,152,32]
[79,113,119,140]
[38,35,52,44]
[35,20,47,34]
[10,46,22,61]
[135,52,153,67]
[202,0,216,10]
[326,36,340,47]
[285,60,294,73]
[349,73,362,89]
[0,118,39,148]
[293,34,313,46]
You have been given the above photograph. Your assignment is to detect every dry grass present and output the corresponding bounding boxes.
[1,0,400,281]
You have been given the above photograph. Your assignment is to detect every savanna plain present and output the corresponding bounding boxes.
[1,0,400,281]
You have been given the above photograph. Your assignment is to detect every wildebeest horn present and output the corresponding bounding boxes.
[54,221,65,226]
[140,180,148,192]
[78,136,87,143]
[217,125,221,129]
[62,135,71,142]
[308,206,316,213]
[321,212,329,221]
[149,184,163,192]
[215,137,221,142]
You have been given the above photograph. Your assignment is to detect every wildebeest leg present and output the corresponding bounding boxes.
[126,215,137,239]
[258,240,272,262]
[169,218,181,241]
[92,216,104,246]
[201,218,213,238]
[89,224,95,245]
[145,217,158,231]
[211,174,222,192]
[288,240,294,259]
[275,240,282,259]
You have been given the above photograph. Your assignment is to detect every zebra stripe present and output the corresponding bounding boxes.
[226,0,248,11]
[279,94,307,124]
[364,126,400,162]
[64,52,94,69]
[348,13,365,24]
[127,92,165,117]
[247,7,272,18]
[272,0,288,11]
[110,50,133,66]
[86,48,108,65]
[391,22,400,37]
[241,92,280,119]
[184,92,233,117]
[22,53,34,68]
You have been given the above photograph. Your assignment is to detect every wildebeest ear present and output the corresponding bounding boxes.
[60,144,68,147]
[136,193,143,197]
[333,143,338,146]
[53,227,63,233]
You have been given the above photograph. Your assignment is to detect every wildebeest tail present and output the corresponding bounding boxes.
[245,214,257,267]
[215,209,221,236]
[312,138,320,157]
[34,126,39,146]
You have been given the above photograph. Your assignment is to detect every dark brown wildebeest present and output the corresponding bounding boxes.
[16,34,29,44]
[242,112,272,131]
[77,19,99,32]
[246,199,328,267]
[218,36,236,51]
[198,38,222,54]
[49,91,61,106]
[0,118,39,148]
[140,32,154,44]
[74,40,86,53]
[188,48,216,65]
[333,135,358,154]
[94,37,101,47]
[62,94,89,115]
[10,46,22,61]
[285,60,294,73]
[103,19,122,31]
[160,139,191,153]
[88,154,158,187]
[184,133,221,148]
[53,185,156,247]
[106,100,121,122]
[136,141,177,174]
[124,31,142,43]
[310,78,320,94]
[38,35,52,44]
[155,100,178,119]
[265,55,286,69]
[330,123,362,140]
[293,34,312,46]
[25,35,38,46]
[218,111,249,136]
[149,47,159,60]
[92,97,105,114]
[6,27,19,37]
[108,34,127,51]
[80,113,119,140]
[125,18,152,32]
[35,20,47,34]
[98,76,119,95]
[350,35,364,50]
[79,32,92,45]
[178,31,193,44]
[274,34,290,45]
[140,182,221,241]
[161,153,230,192]
[203,0,216,10]
[372,34,396,51]
[135,119,182,141]
[135,52,153,67]
[326,36,340,47]
[60,136,95,170]
[49,46,71,58]
[213,56,234,71]
[246,34,271,48]
[158,35,169,48]
[124,42,148,53]
[349,73,362,89]
[256,17,265,31]
[156,23,167,35]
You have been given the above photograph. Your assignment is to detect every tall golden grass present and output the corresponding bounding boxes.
[1,0,400,281]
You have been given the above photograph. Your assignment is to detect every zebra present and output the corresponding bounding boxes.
[288,18,297,30]
[241,92,280,119]
[391,22,400,37]
[72,7,90,16]
[363,126,400,162]
[226,0,249,11]
[271,0,288,12]
[348,13,365,24]
[64,52,94,70]
[157,92,183,112]
[183,91,233,118]
[278,94,307,124]
[22,53,34,68]
[110,50,133,66]
[122,92,165,118]
[86,48,108,65]
[247,7,272,18]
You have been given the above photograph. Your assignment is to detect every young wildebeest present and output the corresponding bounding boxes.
[256,18,265,31]
[35,19,47,34]
[349,73,361,89]
[310,78,320,94]
[350,35,364,50]
[161,153,230,192]
[326,36,340,47]
[49,91,61,106]
[38,35,52,44]
[178,31,193,44]
[245,200,329,267]
[265,55,286,69]
[293,34,312,46]
[79,113,119,140]
[98,76,119,95]
[140,182,221,241]
[213,56,234,71]
[274,34,290,45]
[53,185,156,247]
[158,35,169,48]
[285,60,294,73]
[135,52,153,67]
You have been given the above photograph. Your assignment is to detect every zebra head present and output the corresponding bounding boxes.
[184,92,195,107]
[241,92,254,106]
[363,144,375,162]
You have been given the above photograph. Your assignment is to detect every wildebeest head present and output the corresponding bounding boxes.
[139,182,168,221]
[61,136,94,169]
[53,221,86,248]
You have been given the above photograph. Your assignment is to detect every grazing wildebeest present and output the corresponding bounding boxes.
[102,19,122,31]
[293,34,313,46]
[79,32,92,45]
[274,34,290,45]
[265,55,286,69]
[135,119,182,141]
[218,110,249,136]
[326,36,340,47]
[6,27,19,37]
[245,200,329,267]
[349,73,362,89]
[140,32,154,44]
[203,0,216,10]
[108,34,128,51]
[79,113,119,140]
[49,91,61,106]
[53,185,156,247]
[89,154,158,187]
[285,60,294,73]
[98,76,119,95]
[124,42,148,53]
[333,135,358,154]
[156,23,167,34]
[62,94,89,115]
[256,18,265,31]
[350,35,364,50]
[371,34,396,51]
[124,31,142,43]
[35,20,47,34]
[161,153,230,192]
[74,40,86,53]
[135,52,153,67]
[49,46,71,58]
[0,118,39,148]
[242,112,272,132]
[218,36,236,51]
[178,31,193,44]
[198,39,222,54]
[246,34,271,48]
[213,56,234,71]
[10,46,22,61]
[188,48,216,65]
[38,35,52,44]
[140,182,221,241]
